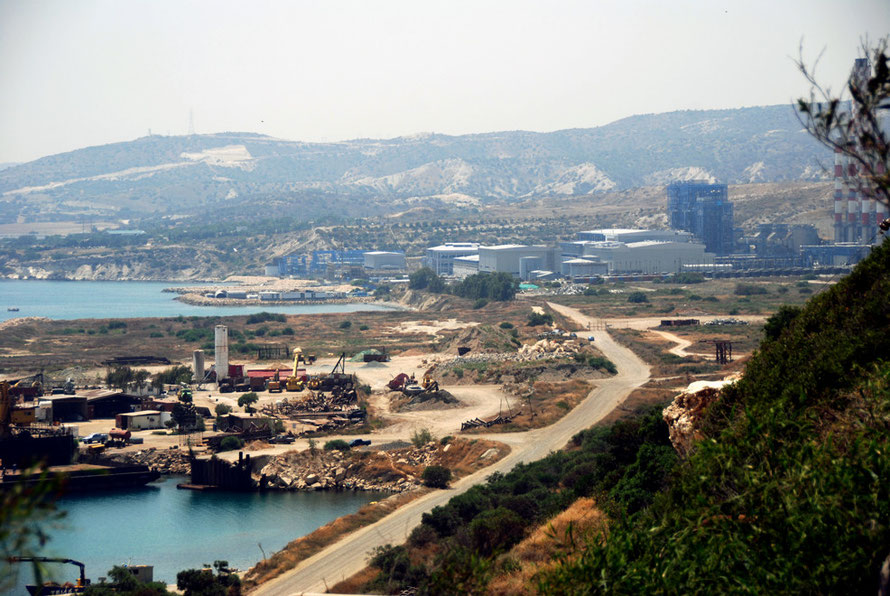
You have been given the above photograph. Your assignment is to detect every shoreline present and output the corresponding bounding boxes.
[173,293,382,308]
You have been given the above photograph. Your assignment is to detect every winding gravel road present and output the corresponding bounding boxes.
[251,303,650,595]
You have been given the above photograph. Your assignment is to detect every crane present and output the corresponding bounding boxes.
[286,348,306,391]
[8,556,89,593]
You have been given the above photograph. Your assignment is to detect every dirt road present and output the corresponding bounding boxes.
[651,329,694,357]
[251,303,650,595]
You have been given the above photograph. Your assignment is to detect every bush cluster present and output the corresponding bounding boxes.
[365,407,675,593]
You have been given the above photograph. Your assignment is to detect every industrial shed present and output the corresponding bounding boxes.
[83,390,144,419]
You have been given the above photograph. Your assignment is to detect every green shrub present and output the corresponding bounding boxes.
[246,312,286,324]
[734,282,768,295]
[359,324,369,331]
[422,465,452,488]
[339,320,352,330]
[627,291,649,303]
[219,436,244,451]
[667,271,705,284]
[411,428,434,447]
[473,298,489,309]
[499,322,514,329]
[588,356,617,374]
[527,312,553,326]
[324,439,351,451]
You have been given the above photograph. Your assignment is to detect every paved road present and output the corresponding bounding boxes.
[252,303,650,595]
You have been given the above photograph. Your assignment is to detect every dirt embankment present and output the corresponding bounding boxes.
[394,289,460,312]
[258,437,508,492]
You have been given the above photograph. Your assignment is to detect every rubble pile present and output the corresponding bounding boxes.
[429,339,583,374]
[516,338,581,360]
[394,389,460,412]
[258,442,476,493]
[102,448,192,475]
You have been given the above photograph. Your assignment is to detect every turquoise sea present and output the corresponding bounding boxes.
[0,280,397,321]
[12,477,382,591]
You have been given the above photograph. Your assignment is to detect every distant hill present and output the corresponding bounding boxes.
[0,105,830,222]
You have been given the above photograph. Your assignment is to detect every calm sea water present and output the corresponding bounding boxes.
[0,280,397,322]
[13,477,382,590]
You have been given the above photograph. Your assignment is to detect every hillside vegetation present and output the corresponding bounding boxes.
[0,105,827,223]
[541,238,890,593]
[357,238,890,594]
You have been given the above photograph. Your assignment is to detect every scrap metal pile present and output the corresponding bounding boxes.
[460,412,519,431]
[260,387,359,417]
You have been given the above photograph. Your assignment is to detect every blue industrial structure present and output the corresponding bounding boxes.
[667,181,734,255]
[309,250,366,274]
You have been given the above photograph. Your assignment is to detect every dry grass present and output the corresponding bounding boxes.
[242,488,431,590]
[327,565,380,594]
[436,438,510,477]
[487,497,607,595]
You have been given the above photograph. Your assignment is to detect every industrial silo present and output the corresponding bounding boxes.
[214,325,229,382]
[193,350,205,383]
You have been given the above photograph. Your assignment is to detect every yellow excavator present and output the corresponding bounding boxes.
[286,348,306,392]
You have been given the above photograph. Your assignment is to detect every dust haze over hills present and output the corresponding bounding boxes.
[0,104,829,224]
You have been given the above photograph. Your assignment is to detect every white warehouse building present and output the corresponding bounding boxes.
[425,243,480,276]
[575,228,695,243]
[363,251,406,270]
[478,245,558,279]
[573,240,713,274]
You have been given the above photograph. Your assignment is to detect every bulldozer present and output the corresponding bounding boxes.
[421,373,439,392]
[267,369,283,393]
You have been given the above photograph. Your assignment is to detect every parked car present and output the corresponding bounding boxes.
[269,434,295,444]
[81,432,108,444]
[349,438,372,447]
[588,336,595,342]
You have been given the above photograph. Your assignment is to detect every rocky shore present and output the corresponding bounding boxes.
[100,448,192,475]
[173,293,378,307]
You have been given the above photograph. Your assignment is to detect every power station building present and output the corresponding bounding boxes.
[667,181,734,255]
[561,228,713,274]
[830,57,889,246]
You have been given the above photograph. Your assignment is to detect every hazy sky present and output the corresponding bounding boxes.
[1,0,888,163]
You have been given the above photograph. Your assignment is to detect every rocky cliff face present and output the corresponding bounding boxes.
[663,379,737,457]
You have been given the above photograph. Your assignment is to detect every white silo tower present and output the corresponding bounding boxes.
[214,325,229,382]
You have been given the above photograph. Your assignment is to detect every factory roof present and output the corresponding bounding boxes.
[625,240,696,248]
[454,254,479,262]
[119,410,162,418]
[427,243,479,252]
[579,228,647,235]
[364,250,404,256]
[482,244,531,250]
[562,258,602,264]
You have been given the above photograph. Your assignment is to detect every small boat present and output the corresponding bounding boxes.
[7,307,19,311]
